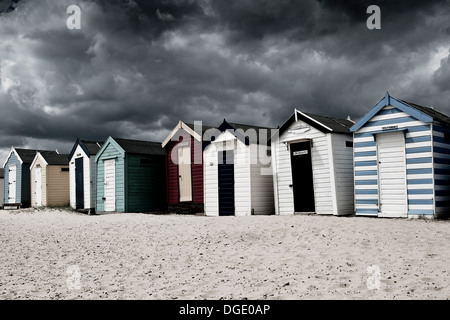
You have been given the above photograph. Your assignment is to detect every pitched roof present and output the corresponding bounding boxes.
[350,93,450,132]
[113,138,165,156]
[68,138,104,161]
[162,121,216,148]
[302,112,354,133]
[40,152,70,165]
[15,148,56,164]
[400,100,450,127]
[81,140,103,155]
[184,122,216,133]
[276,109,353,138]
[217,120,275,145]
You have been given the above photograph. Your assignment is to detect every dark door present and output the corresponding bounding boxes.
[290,141,315,213]
[218,150,234,216]
[75,157,84,209]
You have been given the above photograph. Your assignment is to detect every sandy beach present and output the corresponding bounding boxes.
[0,208,449,300]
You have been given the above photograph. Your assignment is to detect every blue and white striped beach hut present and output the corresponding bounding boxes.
[350,92,450,219]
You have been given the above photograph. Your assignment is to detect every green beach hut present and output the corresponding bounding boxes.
[95,137,166,213]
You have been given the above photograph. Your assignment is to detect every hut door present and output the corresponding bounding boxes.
[35,167,42,207]
[377,132,407,218]
[218,150,234,216]
[8,165,16,204]
[178,146,192,202]
[104,159,116,211]
[290,141,315,213]
[75,158,84,209]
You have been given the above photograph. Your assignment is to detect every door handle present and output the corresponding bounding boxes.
[289,184,293,188]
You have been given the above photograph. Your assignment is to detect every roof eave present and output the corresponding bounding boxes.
[162,121,202,148]
[350,92,434,132]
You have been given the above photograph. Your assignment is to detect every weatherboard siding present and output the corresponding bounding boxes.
[204,143,219,216]
[250,144,274,215]
[191,137,204,204]
[204,130,272,217]
[96,143,125,212]
[30,156,47,207]
[331,133,354,215]
[165,139,179,205]
[69,159,75,208]
[47,165,70,206]
[432,124,450,217]
[0,177,4,206]
[90,156,97,210]
[273,119,333,215]
[126,154,166,212]
[69,145,93,209]
[353,105,434,217]
[165,133,204,206]
[4,152,22,204]
[234,138,251,216]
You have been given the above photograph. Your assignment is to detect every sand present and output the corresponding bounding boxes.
[0,208,449,300]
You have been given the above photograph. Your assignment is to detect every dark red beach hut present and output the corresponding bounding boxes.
[162,121,214,214]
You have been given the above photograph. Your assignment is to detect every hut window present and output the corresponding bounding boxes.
[61,168,69,172]
[346,141,353,148]
[140,159,152,166]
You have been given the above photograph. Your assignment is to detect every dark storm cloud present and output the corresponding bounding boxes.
[0,0,19,13]
[92,0,206,40]
[433,54,450,92]
[0,0,449,162]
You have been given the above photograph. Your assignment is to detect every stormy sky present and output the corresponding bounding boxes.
[0,0,449,161]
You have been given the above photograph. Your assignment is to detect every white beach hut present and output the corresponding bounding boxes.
[203,120,275,216]
[271,109,355,216]
[68,138,103,213]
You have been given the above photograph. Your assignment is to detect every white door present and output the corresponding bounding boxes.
[178,146,192,202]
[377,132,408,218]
[35,167,42,207]
[104,159,116,211]
[8,165,16,204]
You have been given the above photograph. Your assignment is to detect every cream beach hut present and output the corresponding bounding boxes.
[30,151,70,207]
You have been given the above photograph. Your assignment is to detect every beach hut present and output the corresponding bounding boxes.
[161,121,214,214]
[30,151,70,207]
[3,147,57,208]
[0,169,4,208]
[68,139,104,213]
[95,137,166,213]
[271,109,355,216]
[350,92,450,219]
[203,120,275,216]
